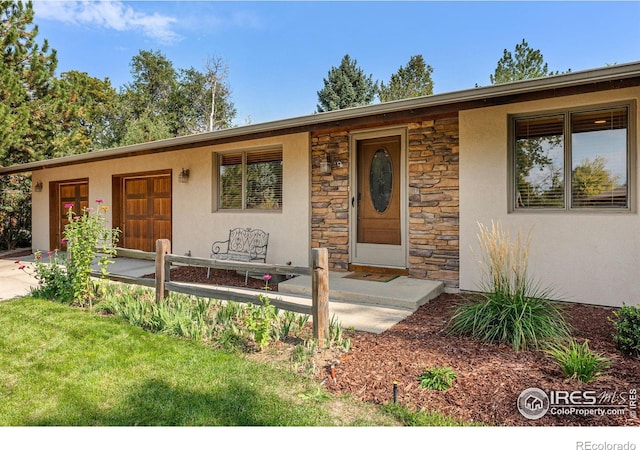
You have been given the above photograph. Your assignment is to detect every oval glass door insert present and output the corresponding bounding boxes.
[369,148,393,213]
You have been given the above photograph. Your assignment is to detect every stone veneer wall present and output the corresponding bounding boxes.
[310,116,460,290]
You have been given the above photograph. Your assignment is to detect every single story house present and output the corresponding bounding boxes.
[2,61,639,308]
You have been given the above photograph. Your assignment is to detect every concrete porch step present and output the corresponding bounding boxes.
[278,271,444,311]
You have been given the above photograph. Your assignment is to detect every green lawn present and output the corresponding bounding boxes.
[0,297,401,426]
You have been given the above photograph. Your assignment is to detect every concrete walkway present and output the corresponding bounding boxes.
[0,253,443,334]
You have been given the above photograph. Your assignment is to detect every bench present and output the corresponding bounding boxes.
[207,227,269,284]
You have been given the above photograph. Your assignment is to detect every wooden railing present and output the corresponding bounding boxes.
[92,239,330,341]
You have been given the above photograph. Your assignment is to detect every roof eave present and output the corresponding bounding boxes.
[2,61,640,176]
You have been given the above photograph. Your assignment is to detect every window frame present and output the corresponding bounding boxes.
[213,146,283,212]
[508,101,636,214]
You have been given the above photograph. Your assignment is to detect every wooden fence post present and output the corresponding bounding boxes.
[155,239,171,303]
[311,248,329,343]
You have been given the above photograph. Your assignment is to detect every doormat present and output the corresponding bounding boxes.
[343,272,399,282]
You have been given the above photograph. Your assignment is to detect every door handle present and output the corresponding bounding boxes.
[351,196,355,208]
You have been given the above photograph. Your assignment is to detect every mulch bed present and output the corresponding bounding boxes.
[143,265,279,292]
[323,293,640,426]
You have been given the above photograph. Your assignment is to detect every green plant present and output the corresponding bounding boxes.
[417,366,458,391]
[544,339,611,382]
[448,221,571,351]
[610,303,640,358]
[290,339,318,375]
[98,285,154,328]
[149,295,213,341]
[325,314,351,351]
[245,294,278,350]
[296,313,310,331]
[277,310,310,341]
[215,301,246,327]
[278,310,296,341]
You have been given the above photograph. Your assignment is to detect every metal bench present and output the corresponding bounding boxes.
[207,227,269,284]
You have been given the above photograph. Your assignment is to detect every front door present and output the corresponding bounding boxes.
[49,179,89,250]
[351,132,406,267]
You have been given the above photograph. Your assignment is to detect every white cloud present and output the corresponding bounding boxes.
[34,1,181,44]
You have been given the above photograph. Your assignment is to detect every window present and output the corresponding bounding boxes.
[218,148,283,210]
[512,104,632,211]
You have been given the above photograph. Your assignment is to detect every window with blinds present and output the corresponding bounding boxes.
[219,148,283,210]
[513,104,631,211]
[571,108,628,208]
[515,115,565,208]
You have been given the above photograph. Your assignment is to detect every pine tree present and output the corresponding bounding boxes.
[316,54,377,112]
[490,39,560,85]
[0,0,60,249]
[379,55,434,102]
[0,0,59,165]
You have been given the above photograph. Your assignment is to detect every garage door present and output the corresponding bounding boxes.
[114,172,172,252]
[49,179,89,251]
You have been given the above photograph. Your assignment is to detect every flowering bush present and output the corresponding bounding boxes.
[21,250,74,303]
[30,200,120,307]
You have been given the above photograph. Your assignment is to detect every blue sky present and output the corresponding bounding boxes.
[32,1,640,126]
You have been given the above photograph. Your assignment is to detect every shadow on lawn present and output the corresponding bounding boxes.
[25,379,310,426]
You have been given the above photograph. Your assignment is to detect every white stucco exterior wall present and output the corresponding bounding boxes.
[459,87,640,307]
[31,132,311,267]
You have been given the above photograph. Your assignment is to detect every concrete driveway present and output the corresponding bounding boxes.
[0,256,38,301]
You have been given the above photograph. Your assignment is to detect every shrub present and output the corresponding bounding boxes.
[611,304,640,357]
[417,366,457,391]
[544,339,611,382]
[448,221,571,351]
[27,250,73,303]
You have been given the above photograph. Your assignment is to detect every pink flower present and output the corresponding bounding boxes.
[95,199,103,203]
[263,274,272,281]
[61,238,69,244]
[85,207,93,212]
[64,203,74,209]
[47,251,53,256]
[18,265,25,270]
[35,254,42,259]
